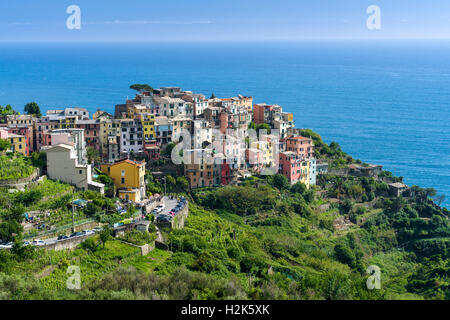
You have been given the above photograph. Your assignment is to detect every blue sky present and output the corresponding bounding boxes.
[1,0,450,42]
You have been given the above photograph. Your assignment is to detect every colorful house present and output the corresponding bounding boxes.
[140,113,155,141]
[8,133,27,155]
[144,139,161,161]
[101,159,146,203]
[285,135,314,159]
[279,151,311,187]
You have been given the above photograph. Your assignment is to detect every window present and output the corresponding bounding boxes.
[79,170,82,174]
[121,177,125,184]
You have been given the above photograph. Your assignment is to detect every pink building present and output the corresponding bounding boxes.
[285,135,313,159]
[246,148,263,173]
[253,104,281,125]
[279,151,305,184]
[75,120,100,151]
[144,140,161,161]
[35,120,60,151]
[6,126,32,155]
[220,134,245,170]
[0,129,8,139]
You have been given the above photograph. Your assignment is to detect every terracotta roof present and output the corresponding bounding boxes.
[113,158,145,167]
[288,135,311,140]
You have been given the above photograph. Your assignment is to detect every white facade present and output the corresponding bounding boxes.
[45,131,104,193]
[46,144,91,190]
[309,158,317,186]
[192,119,212,149]
[120,119,144,155]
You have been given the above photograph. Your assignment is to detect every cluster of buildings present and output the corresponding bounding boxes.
[0,86,319,203]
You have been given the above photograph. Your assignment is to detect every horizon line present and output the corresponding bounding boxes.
[2,38,450,44]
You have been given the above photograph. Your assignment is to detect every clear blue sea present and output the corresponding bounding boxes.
[0,41,449,207]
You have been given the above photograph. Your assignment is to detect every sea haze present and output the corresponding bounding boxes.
[0,40,448,207]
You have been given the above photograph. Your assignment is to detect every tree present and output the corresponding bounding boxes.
[86,147,100,165]
[339,198,353,214]
[30,151,46,168]
[425,188,437,198]
[0,105,17,116]
[130,84,153,93]
[99,226,112,249]
[272,174,289,190]
[0,204,24,242]
[84,202,101,217]
[210,93,216,99]
[176,176,189,193]
[24,102,41,118]
[248,121,256,130]
[291,182,307,195]
[433,194,446,207]
[0,139,11,152]
[334,244,356,268]
[0,220,22,242]
[256,123,271,135]
[166,175,176,190]
[162,143,176,156]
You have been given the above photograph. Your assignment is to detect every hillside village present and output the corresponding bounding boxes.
[0,86,448,300]
[0,85,327,200]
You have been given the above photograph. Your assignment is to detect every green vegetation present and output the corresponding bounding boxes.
[0,104,18,117]
[86,147,100,165]
[0,154,36,180]
[119,230,156,246]
[248,121,271,135]
[0,139,11,152]
[130,84,153,93]
[24,102,41,118]
[0,138,448,301]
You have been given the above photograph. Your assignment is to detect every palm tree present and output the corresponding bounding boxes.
[86,147,100,165]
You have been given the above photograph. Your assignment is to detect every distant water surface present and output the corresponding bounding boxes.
[0,41,448,207]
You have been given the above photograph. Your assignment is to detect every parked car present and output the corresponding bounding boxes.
[92,227,103,233]
[82,230,94,235]
[70,232,83,238]
[23,241,30,246]
[0,242,13,249]
[156,215,171,223]
[32,239,46,246]
[57,235,69,241]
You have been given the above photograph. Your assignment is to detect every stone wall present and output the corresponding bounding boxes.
[0,168,41,187]
[155,203,189,231]
[43,234,94,251]
[116,239,155,256]
[27,220,100,241]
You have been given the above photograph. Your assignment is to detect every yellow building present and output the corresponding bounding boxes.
[127,104,149,119]
[8,133,27,155]
[250,140,273,167]
[101,159,146,203]
[59,116,77,129]
[300,160,311,188]
[140,113,155,141]
[99,117,121,159]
